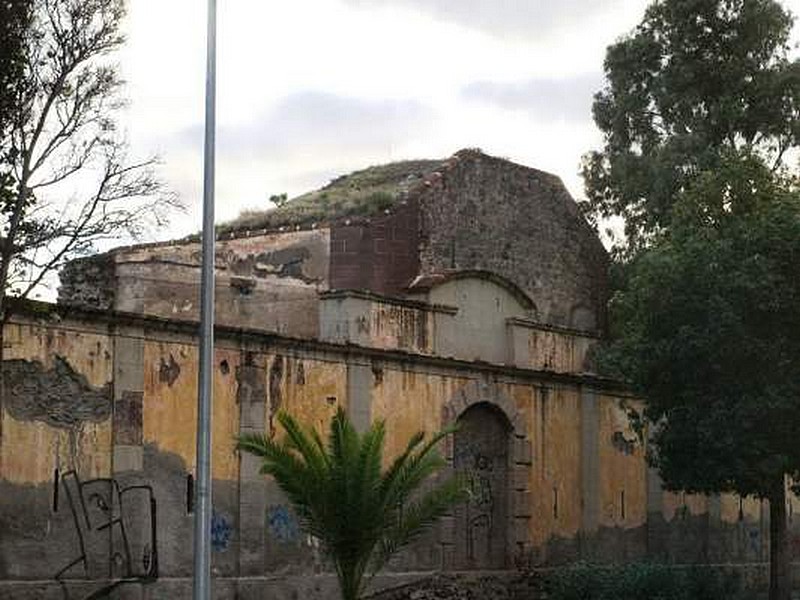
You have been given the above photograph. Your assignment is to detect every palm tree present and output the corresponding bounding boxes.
[237,407,466,600]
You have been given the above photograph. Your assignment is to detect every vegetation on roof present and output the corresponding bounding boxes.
[218,158,444,234]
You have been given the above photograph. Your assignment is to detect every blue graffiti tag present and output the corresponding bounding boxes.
[267,504,299,543]
[211,510,233,551]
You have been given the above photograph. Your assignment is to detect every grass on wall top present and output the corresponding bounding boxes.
[218,159,444,235]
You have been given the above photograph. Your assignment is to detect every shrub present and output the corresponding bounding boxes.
[542,562,754,600]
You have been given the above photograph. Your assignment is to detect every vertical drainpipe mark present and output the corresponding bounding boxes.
[553,487,559,519]
[52,468,60,512]
[187,474,195,514]
[620,489,626,520]
[738,496,744,522]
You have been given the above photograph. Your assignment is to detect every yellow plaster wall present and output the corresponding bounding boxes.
[662,491,708,521]
[370,366,455,462]
[366,303,433,354]
[525,328,595,373]
[1,321,112,484]
[529,386,582,547]
[597,396,647,529]
[720,493,763,524]
[142,340,239,481]
[274,354,347,437]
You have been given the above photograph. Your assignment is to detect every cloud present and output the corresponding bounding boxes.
[175,91,435,159]
[161,91,440,228]
[341,0,632,40]
[462,74,602,123]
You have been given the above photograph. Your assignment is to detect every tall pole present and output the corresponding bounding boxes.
[193,0,216,598]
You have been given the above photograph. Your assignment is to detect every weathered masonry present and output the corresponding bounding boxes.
[58,150,608,337]
[1,150,792,599]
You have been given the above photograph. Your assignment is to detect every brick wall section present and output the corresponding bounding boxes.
[329,199,419,296]
[416,150,608,331]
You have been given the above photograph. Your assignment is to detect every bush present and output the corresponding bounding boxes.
[542,562,754,600]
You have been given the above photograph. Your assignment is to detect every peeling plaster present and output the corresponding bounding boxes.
[3,356,111,429]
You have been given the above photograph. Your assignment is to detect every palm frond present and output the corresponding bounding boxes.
[373,474,468,574]
[380,425,457,511]
[237,408,465,600]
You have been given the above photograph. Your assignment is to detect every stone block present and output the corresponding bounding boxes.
[513,490,533,517]
[513,465,530,491]
[113,445,143,472]
[514,517,532,544]
[240,401,266,432]
[442,433,454,461]
[514,438,533,465]
[439,516,455,544]
[113,390,143,445]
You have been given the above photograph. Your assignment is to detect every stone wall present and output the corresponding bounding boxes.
[416,150,608,332]
[59,229,330,337]
[57,253,116,310]
[0,302,795,599]
[57,150,607,338]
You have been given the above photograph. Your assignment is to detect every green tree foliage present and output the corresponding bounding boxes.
[0,1,32,206]
[582,0,799,253]
[237,408,466,600]
[269,192,288,207]
[605,152,800,600]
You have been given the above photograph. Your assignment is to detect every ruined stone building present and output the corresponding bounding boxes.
[0,150,791,599]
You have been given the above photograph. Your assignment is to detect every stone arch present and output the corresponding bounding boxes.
[440,379,524,435]
[439,379,533,570]
[409,269,538,318]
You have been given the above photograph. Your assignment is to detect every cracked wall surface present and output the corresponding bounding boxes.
[59,229,330,338]
[0,306,797,597]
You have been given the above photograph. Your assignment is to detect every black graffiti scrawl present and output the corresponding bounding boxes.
[55,470,158,599]
[453,403,510,569]
[3,356,111,428]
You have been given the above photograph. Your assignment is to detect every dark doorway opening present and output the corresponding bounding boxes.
[453,402,511,569]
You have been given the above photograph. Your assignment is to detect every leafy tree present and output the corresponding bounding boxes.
[605,152,800,600]
[237,408,466,600]
[582,0,799,254]
[0,0,177,315]
[0,1,32,208]
[269,192,288,208]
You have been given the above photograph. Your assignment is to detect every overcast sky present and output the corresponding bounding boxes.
[116,0,800,241]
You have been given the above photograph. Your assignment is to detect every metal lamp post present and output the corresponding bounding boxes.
[192,0,217,598]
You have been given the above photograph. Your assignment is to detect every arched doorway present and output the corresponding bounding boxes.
[453,402,511,569]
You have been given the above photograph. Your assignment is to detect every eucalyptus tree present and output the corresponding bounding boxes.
[605,152,800,600]
[582,0,798,255]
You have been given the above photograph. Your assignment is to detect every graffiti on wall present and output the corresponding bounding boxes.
[54,470,158,599]
[267,504,300,543]
[211,510,234,552]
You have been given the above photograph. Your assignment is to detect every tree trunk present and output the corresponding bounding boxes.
[0,315,4,471]
[769,480,791,600]
[0,298,6,474]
